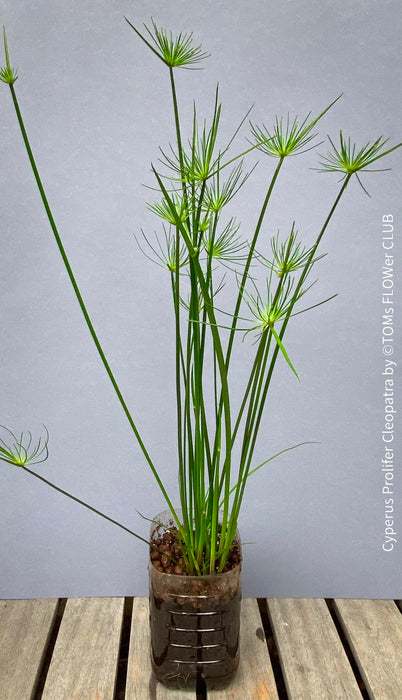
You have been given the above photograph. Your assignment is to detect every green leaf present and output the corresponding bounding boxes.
[270,326,299,380]
[220,441,318,504]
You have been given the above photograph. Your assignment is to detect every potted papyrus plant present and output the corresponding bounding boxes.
[0,19,400,689]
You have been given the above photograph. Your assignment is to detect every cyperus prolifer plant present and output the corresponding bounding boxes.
[1,21,400,575]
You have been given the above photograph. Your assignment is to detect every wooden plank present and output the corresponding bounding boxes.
[41,597,124,700]
[0,598,58,700]
[126,597,196,699]
[334,599,402,699]
[209,598,279,700]
[267,598,362,699]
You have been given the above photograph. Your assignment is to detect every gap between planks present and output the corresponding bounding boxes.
[2,597,400,699]
[0,598,58,700]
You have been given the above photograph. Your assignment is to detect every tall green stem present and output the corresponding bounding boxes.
[168,67,197,568]
[226,156,285,366]
[213,157,285,566]
[231,175,353,526]
[169,67,185,180]
[7,83,181,529]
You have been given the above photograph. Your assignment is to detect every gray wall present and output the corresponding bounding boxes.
[0,0,400,598]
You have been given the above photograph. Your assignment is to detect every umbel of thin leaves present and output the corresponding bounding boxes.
[203,219,247,264]
[136,227,188,273]
[0,426,48,466]
[249,96,342,158]
[148,194,190,224]
[1,22,401,577]
[203,160,254,213]
[245,272,307,333]
[125,16,210,68]
[317,131,402,195]
[158,88,224,184]
[260,225,326,277]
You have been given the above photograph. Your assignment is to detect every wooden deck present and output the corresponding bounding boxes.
[0,597,401,699]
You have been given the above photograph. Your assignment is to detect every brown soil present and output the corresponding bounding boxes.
[150,526,241,576]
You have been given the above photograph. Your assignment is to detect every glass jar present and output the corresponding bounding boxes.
[149,509,242,689]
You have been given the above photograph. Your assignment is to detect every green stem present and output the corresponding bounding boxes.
[21,465,150,545]
[211,158,285,564]
[232,175,353,525]
[210,160,285,564]
[171,270,186,520]
[169,66,185,180]
[168,68,203,573]
[8,83,181,532]
[226,156,285,366]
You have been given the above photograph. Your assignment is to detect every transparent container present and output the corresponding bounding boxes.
[149,509,242,689]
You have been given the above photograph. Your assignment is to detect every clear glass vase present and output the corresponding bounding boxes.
[149,509,242,689]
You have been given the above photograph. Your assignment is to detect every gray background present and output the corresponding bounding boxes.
[0,0,400,598]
